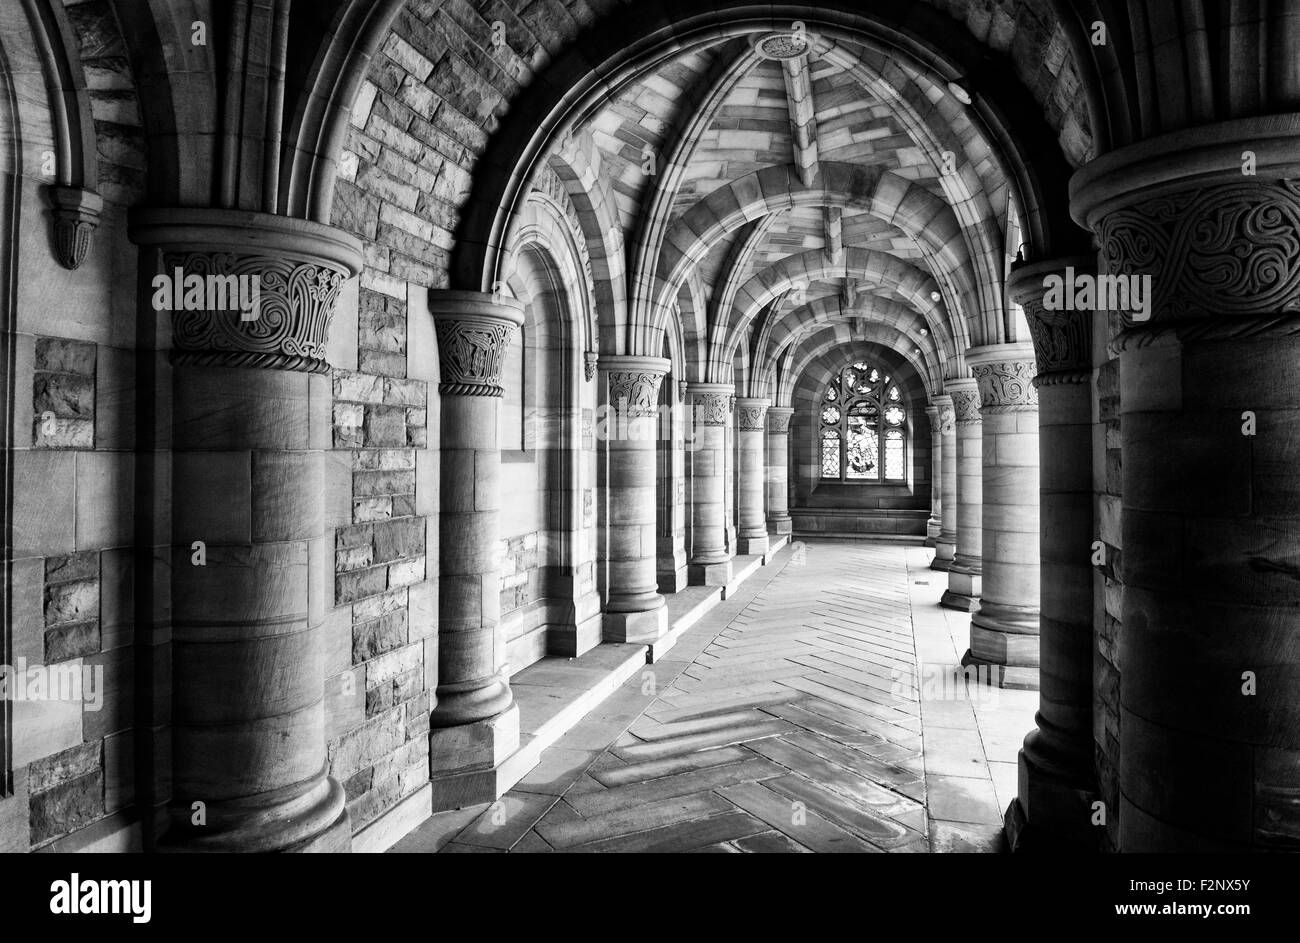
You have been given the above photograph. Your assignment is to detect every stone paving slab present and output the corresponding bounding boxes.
[392,538,1037,853]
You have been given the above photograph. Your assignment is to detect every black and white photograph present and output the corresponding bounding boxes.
[0,0,1292,924]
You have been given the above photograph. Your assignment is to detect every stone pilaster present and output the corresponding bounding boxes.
[1071,117,1300,852]
[129,208,361,852]
[924,405,941,546]
[427,291,523,778]
[765,407,794,535]
[600,356,671,642]
[1002,256,1100,851]
[964,344,1041,688]
[930,394,957,571]
[687,382,734,585]
[735,397,770,554]
[940,379,982,610]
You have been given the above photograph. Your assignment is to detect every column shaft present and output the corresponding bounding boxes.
[924,404,941,547]
[930,395,957,570]
[966,346,1041,688]
[601,356,670,642]
[1072,121,1300,850]
[427,292,523,774]
[687,382,733,585]
[1001,257,1100,850]
[130,208,359,852]
[735,398,770,554]
[941,380,982,610]
[765,407,793,535]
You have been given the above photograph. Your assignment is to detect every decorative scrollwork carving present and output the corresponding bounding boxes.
[767,409,792,434]
[584,350,598,381]
[164,251,347,374]
[738,406,767,431]
[950,389,982,422]
[608,370,664,417]
[1097,179,1300,325]
[972,360,1038,411]
[435,318,516,396]
[693,392,730,426]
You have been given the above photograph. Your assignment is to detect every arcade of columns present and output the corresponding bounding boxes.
[6,0,1298,857]
[114,113,1300,860]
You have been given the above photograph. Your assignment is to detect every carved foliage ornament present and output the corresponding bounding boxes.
[164,250,347,373]
[738,406,767,431]
[47,186,102,271]
[938,405,956,433]
[1098,179,1300,325]
[972,360,1038,411]
[584,351,598,381]
[693,392,730,426]
[950,389,982,422]
[767,410,792,434]
[608,370,664,418]
[435,319,517,396]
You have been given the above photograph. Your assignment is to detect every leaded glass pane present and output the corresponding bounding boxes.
[825,385,838,402]
[821,405,841,425]
[821,431,840,477]
[884,429,904,480]
[888,385,900,401]
[845,415,877,479]
[885,405,905,426]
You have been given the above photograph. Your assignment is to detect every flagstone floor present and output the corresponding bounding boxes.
[392,539,1038,853]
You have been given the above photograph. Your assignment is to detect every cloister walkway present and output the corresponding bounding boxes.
[394,540,1036,853]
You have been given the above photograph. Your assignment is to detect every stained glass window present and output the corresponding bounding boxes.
[819,358,907,482]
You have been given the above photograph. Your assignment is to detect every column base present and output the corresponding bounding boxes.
[429,703,520,776]
[657,564,688,594]
[738,534,769,555]
[768,515,792,536]
[924,517,941,547]
[930,538,956,571]
[969,602,1040,686]
[940,563,981,611]
[603,604,668,644]
[1004,741,1101,852]
[160,769,350,853]
[427,705,522,813]
[959,649,1038,690]
[548,591,604,658]
[430,675,513,728]
[689,559,733,587]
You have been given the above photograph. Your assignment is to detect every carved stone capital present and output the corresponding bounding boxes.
[128,208,363,374]
[1009,256,1095,384]
[584,350,598,382]
[767,406,794,434]
[1071,118,1300,331]
[601,355,670,418]
[944,380,981,423]
[432,297,525,397]
[47,185,102,270]
[930,394,955,434]
[687,382,733,426]
[736,397,770,431]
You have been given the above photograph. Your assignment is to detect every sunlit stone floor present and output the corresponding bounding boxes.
[393,539,1037,853]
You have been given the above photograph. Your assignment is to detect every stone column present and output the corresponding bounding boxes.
[940,379,982,610]
[930,394,957,570]
[129,208,361,852]
[600,356,670,642]
[924,405,942,547]
[1072,118,1300,852]
[687,382,734,585]
[1002,256,1100,851]
[735,397,770,554]
[427,291,523,775]
[765,406,794,535]
[965,344,1041,688]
